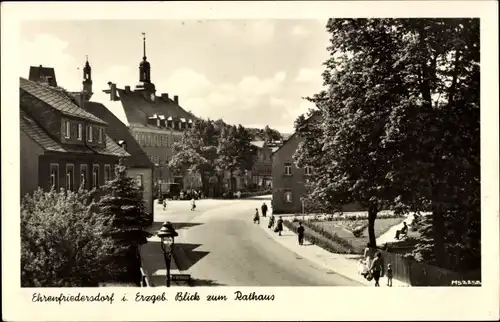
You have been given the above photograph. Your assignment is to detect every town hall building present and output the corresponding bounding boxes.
[102,33,201,193]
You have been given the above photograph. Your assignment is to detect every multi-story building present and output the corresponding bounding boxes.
[271,131,312,214]
[102,34,200,192]
[271,112,363,214]
[72,58,155,215]
[20,74,129,198]
[249,140,274,189]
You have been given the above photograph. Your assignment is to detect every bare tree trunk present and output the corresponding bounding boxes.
[367,205,378,248]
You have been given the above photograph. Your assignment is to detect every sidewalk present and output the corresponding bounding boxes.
[139,228,191,287]
[260,216,409,287]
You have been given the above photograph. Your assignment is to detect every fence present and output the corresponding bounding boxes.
[380,250,481,286]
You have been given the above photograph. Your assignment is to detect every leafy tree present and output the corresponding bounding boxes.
[169,119,221,196]
[235,124,256,173]
[21,187,119,287]
[97,160,152,282]
[263,125,282,142]
[216,125,240,191]
[295,18,480,270]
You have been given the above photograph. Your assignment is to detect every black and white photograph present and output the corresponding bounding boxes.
[2,1,499,321]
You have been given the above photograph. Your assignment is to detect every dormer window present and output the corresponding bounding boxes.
[64,121,71,139]
[77,124,83,140]
[87,125,93,142]
[98,128,104,143]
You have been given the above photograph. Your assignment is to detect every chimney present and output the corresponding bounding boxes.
[109,82,117,101]
[174,95,179,104]
[125,86,131,92]
[161,93,169,101]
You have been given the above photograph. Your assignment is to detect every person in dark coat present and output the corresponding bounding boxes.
[276,216,284,236]
[253,208,260,224]
[261,202,268,217]
[297,222,305,245]
[268,215,275,229]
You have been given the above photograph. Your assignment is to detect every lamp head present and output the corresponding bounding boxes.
[157,221,178,250]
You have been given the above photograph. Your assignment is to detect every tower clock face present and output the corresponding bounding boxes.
[150,93,155,101]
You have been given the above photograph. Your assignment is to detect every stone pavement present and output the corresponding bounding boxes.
[259,215,410,287]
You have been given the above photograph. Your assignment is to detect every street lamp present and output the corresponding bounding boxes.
[157,221,178,287]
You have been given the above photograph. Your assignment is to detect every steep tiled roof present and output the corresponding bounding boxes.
[20,77,106,125]
[116,89,195,126]
[20,108,129,157]
[81,101,153,169]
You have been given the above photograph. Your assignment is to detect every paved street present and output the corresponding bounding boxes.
[142,195,362,286]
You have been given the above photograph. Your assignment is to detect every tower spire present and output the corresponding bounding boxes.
[142,32,147,60]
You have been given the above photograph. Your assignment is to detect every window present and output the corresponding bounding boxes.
[87,125,93,142]
[104,164,111,182]
[80,164,88,189]
[98,128,104,143]
[64,121,71,139]
[155,135,159,147]
[77,124,83,140]
[136,174,143,188]
[284,163,292,176]
[92,164,100,188]
[304,166,313,176]
[66,164,75,191]
[50,163,59,190]
[284,190,292,203]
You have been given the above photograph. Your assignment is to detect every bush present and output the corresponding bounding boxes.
[301,220,357,252]
[21,188,120,287]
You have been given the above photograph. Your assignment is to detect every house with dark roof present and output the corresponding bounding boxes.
[80,100,155,215]
[20,76,129,198]
[271,112,363,214]
[101,33,200,193]
[249,140,273,188]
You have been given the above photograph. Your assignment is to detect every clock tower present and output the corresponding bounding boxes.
[82,56,93,101]
[135,32,156,99]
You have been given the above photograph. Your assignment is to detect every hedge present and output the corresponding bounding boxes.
[283,220,355,254]
[299,220,359,252]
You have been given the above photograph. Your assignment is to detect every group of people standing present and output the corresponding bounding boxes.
[358,243,393,287]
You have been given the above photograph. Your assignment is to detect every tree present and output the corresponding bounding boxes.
[21,187,118,287]
[295,18,480,270]
[263,125,282,142]
[169,119,221,196]
[235,125,256,173]
[97,160,152,282]
[216,125,240,192]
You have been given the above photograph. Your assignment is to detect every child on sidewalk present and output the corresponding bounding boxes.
[386,263,393,287]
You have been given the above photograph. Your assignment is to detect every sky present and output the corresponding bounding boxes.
[20,20,330,134]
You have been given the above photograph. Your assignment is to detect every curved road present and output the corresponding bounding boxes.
[144,196,361,286]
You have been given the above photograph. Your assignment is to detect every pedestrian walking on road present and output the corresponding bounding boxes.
[268,215,275,229]
[253,208,260,224]
[370,252,384,287]
[276,216,284,236]
[297,222,305,245]
[191,198,196,211]
[163,199,167,211]
[261,202,268,217]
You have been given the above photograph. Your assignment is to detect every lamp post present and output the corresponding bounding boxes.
[157,221,178,287]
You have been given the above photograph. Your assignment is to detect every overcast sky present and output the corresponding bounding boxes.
[20,20,330,133]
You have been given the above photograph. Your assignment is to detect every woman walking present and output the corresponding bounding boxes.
[276,216,284,236]
[370,252,384,287]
